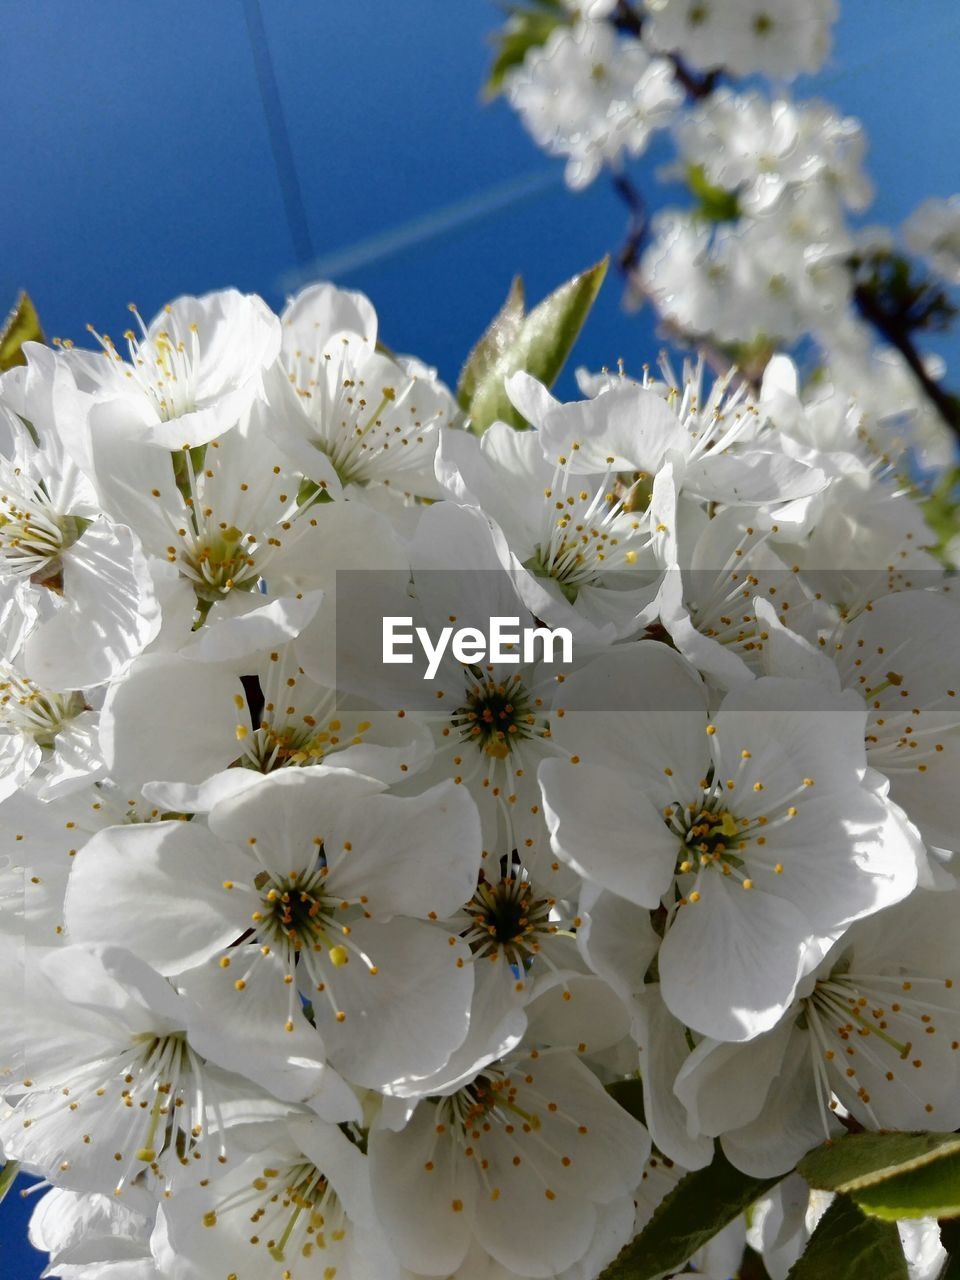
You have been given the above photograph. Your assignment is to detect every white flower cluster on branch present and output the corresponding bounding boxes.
[1,280,958,1279]
[498,0,960,466]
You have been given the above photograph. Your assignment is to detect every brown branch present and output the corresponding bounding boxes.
[611,171,647,274]
[611,0,719,99]
[853,282,960,440]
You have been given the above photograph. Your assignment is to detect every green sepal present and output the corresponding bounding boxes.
[485,3,567,99]
[0,292,44,371]
[459,259,607,435]
[0,1160,20,1204]
[687,164,742,224]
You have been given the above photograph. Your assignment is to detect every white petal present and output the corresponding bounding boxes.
[369,1102,476,1275]
[99,655,247,787]
[634,986,714,1170]
[540,759,677,908]
[64,821,246,975]
[316,916,473,1090]
[25,521,160,689]
[179,589,323,665]
[539,384,685,473]
[659,874,809,1041]
[324,781,481,918]
[503,370,562,427]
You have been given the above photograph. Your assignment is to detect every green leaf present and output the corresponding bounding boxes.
[850,1151,960,1222]
[0,292,44,371]
[461,258,608,435]
[786,1195,907,1279]
[598,1148,781,1280]
[798,1131,960,1195]
[687,164,742,224]
[457,275,525,412]
[0,1161,20,1204]
[485,6,566,98]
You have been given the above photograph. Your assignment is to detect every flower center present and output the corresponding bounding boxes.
[797,960,956,1131]
[285,335,445,490]
[527,462,648,602]
[181,523,260,600]
[128,1032,193,1166]
[257,869,337,955]
[225,850,374,1031]
[460,873,556,965]
[441,1068,543,1140]
[450,671,545,759]
[675,805,746,872]
[17,1027,220,1196]
[126,308,199,420]
[0,670,84,747]
[0,468,79,581]
[238,661,373,772]
[204,1159,344,1268]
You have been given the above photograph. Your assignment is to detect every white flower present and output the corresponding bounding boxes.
[0,648,103,803]
[0,944,285,1197]
[756,589,960,871]
[675,90,872,215]
[64,768,480,1092]
[153,1117,405,1280]
[69,402,324,610]
[904,195,960,285]
[263,281,457,500]
[644,0,837,79]
[0,781,158,947]
[640,187,856,347]
[0,398,162,691]
[369,1046,648,1277]
[674,891,960,1176]
[532,362,827,512]
[29,1183,160,1280]
[539,642,921,1040]
[505,21,681,190]
[67,289,281,450]
[437,406,672,645]
[745,1175,833,1280]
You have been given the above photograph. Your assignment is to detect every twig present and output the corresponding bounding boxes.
[611,171,647,274]
[611,0,719,99]
[853,283,960,439]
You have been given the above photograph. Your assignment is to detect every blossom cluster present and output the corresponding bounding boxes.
[2,283,958,1280]
[499,0,960,470]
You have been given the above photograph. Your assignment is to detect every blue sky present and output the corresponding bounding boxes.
[2,2,960,1275]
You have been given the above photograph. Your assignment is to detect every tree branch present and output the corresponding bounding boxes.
[853,282,960,439]
[611,171,647,274]
[611,0,719,99]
